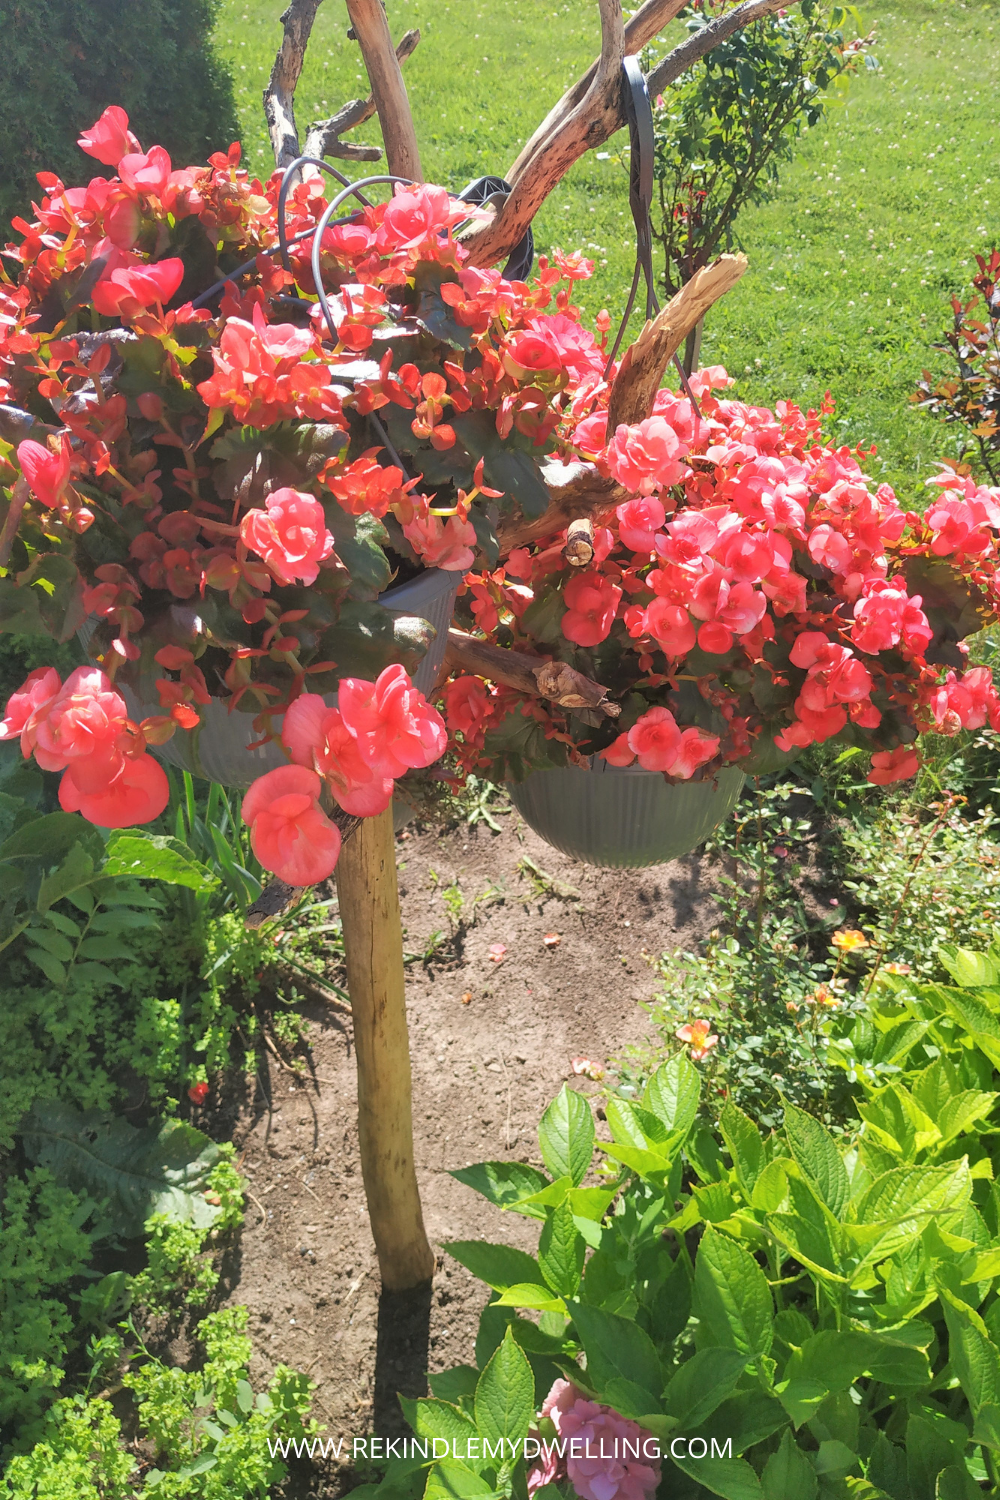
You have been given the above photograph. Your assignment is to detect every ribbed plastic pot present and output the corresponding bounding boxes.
[80,567,460,788]
[507,759,745,869]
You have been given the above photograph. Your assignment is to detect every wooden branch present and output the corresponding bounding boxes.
[607,253,748,429]
[264,0,325,170]
[0,478,29,570]
[463,0,624,267]
[302,29,420,163]
[344,0,422,180]
[464,0,792,267]
[445,628,620,719]
[498,464,627,557]
[646,0,788,96]
[509,0,688,183]
[336,805,435,1291]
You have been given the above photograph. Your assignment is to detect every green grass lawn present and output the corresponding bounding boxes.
[213,0,998,498]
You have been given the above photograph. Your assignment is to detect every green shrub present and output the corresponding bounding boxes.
[0,0,238,231]
[364,1054,1000,1500]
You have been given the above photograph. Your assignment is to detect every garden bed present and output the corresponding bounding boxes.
[215,806,721,1493]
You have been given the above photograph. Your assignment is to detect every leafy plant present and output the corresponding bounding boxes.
[364,1059,1000,1500]
[648,1,875,331]
[914,247,1000,483]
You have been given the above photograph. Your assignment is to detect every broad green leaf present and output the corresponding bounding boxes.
[786,1330,930,1394]
[873,1019,932,1068]
[36,842,95,913]
[605,1098,669,1149]
[940,1289,1000,1414]
[769,1201,846,1284]
[25,947,65,985]
[444,1241,543,1292]
[21,1102,227,1237]
[853,1162,972,1226]
[424,1462,495,1500]
[867,1432,907,1499]
[449,1161,550,1220]
[537,1086,594,1186]
[643,1053,700,1140]
[761,1430,817,1500]
[398,1399,483,1475]
[601,1376,665,1422]
[568,1185,618,1223]
[690,1389,787,1457]
[783,1103,849,1217]
[428,1367,480,1406]
[0,811,102,865]
[720,1102,764,1197]
[937,1090,998,1145]
[814,1439,858,1477]
[938,946,1000,987]
[663,1347,747,1429]
[906,1408,969,1500]
[774,1379,827,1428]
[670,1452,764,1500]
[751,1159,790,1212]
[942,991,1000,1070]
[474,1328,535,1456]
[571,1303,661,1399]
[538,1201,586,1297]
[694,1226,773,1359]
[27,924,74,961]
[936,1464,984,1500]
[492,1283,566,1312]
[104,832,217,891]
[598,1141,676,1179]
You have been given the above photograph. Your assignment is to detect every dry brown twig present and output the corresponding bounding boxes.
[303,29,420,164]
[445,628,620,722]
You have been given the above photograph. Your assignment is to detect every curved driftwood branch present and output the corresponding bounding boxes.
[303,29,420,164]
[463,0,624,267]
[608,252,748,429]
[464,0,791,267]
[445,628,620,720]
[344,0,422,180]
[264,0,325,170]
[509,0,688,183]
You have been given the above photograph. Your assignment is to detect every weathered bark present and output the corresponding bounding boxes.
[302,30,420,163]
[335,805,435,1291]
[344,0,422,180]
[445,629,620,719]
[607,253,747,429]
[263,0,325,170]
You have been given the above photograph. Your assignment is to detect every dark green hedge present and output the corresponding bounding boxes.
[0,0,239,231]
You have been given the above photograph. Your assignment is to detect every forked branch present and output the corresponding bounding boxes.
[344,0,422,179]
[303,30,420,163]
[465,0,793,267]
[445,629,620,720]
[264,0,325,170]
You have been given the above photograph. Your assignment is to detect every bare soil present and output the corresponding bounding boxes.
[214,802,722,1497]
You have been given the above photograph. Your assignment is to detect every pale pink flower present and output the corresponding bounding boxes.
[607,416,689,494]
[240,487,335,587]
[338,665,447,780]
[242,765,342,886]
[528,1380,661,1500]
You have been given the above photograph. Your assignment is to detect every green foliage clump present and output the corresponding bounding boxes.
[0,1171,98,1444]
[131,1155,245,1315]
[369,1032,1000,1500]
[0,0,238,231]
[650,1,874,302]
[0,1395,136,1500]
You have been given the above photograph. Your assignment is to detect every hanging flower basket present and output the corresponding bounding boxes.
[80,565,460,788]
[508,759,744,869]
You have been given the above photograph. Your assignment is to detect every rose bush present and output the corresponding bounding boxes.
[441,368,1000,788]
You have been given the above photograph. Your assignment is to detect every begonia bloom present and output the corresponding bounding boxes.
[561,571,621,647]
[339,665,447,780]
[77,106,140,167]
[240,488,335,587]
[59,751,168,828]
[242,764,342,885]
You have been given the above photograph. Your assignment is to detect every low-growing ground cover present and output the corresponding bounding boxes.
[213,0,998,490]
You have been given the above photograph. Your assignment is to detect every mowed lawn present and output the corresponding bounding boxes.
[213,0,998,497]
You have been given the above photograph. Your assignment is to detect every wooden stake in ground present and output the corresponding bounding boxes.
[335,804,435,1291]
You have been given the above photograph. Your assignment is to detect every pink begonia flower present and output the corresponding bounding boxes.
[376,183,466,250]
[669,725,722,779]
[642,599,696,657]
[30,667,129,792]
[852,581,933,657]
[574,410,609,456]
[403,510,477,571]
[92,258,185,317]
[601,732,637,767]
[338,665,447,780]
[59,752,168,829]
[0,667,62,754]
[117,145,173,198]
[715,525,776,583]
[443,676,491,738]
[281,694,393,817]
[17,436,72,509]
[527,1381,660,1500]
[77,106,140,167]
[242,765,342,886]
[606,416,689,494]
[868,745,920,785]
[626,706,681,771]
[616,496,665,554]
[561,571,622,647]
[925,667,1000,734]
[504,314,605,382]
[240,487,335,587]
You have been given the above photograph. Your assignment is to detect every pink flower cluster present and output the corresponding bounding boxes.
[1,667,169,827]
[527,1381,660,1500]
[240,666,446,885]
[603,707,720,780]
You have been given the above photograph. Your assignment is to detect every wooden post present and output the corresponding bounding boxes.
[335,803,435,1291]
[344,0,423,181]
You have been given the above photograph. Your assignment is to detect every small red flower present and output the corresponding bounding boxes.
[188,1082,209,1105]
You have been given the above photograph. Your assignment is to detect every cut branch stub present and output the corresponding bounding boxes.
[563,517,596,567]
[607,252,748,430]
[498,464,627,558]
[344,0,422,180]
